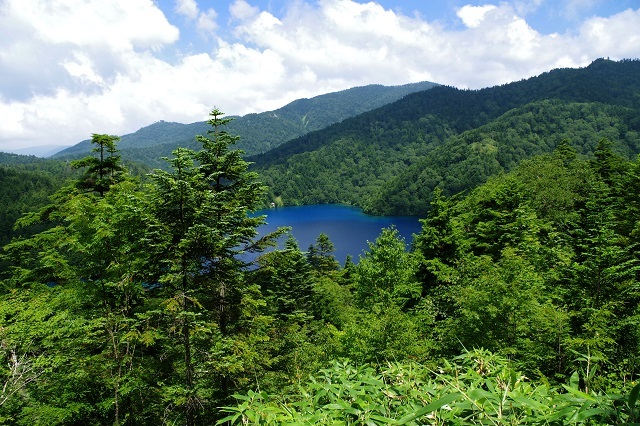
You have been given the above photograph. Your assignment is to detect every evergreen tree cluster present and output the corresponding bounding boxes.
[0,112,639,424]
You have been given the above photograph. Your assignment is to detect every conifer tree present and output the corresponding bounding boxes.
[307,233,340,274]
[145,109,285,425]
[255,235,313,318]
[71,134,126,196]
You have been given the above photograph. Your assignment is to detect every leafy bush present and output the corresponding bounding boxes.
[218,349,640,425]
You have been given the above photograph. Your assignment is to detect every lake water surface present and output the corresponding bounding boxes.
[254,204,423,263]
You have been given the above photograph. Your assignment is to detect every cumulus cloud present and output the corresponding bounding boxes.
[175,0,199,19]
[197,8,219,34]
[0,0,182,150]
[457,4,497,28]
[578,9,640,57]
[1,0,640,152]
[229,0,260,20]
[61,53,105,86]
[174,0,219,36]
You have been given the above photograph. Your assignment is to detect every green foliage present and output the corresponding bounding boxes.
[220,350,639,425]
[4,61,640,424]
[70,134,126,196]
[254,236,313,318]
[307,233,341,274]
[414,148,640,386]
[353,227,420,309]
[0,160,76,248]
[339,304,433,365]
[142,109,288,424]
[0,111,292,424]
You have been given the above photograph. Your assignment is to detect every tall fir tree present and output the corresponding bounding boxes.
[145,109,285,424]
[71,134,126,196]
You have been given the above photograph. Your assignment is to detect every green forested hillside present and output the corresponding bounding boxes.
[51,81,437,168]
[252,58,640,214]
[1,114,638,424]
[0,154,79,246]
[371,100,640,214]
[0,152,150,247]
[219,139,640,425]
[0,167,59,245]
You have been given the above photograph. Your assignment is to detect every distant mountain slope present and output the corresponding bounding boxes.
[51,81,438,168]
[0,152,50,165]
[0,151,153,246]
[0,153,80,246]
[370,100,640,215]
[251,58,640,215]
[3,145,69,157]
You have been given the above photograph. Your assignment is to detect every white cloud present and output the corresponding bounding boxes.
[197,8,219,34]
[578,8,640,57]
[0,0,180,150]
[175,0,199,19]
[229,0,260,20]
[173,0,219,36]
[61,53,105,86]
[9,0,179,50]
[457,4,498,28]
[1,0,640,152]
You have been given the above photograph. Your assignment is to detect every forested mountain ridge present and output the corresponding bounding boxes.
[251,58,640,214]
[50,81,437,168]
[372,99,640,214]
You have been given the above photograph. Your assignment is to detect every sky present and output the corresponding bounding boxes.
[1,0,640,153]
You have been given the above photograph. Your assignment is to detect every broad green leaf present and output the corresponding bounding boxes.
[561,384,597,401]
[629,382,640,409]
[396,392,461,424]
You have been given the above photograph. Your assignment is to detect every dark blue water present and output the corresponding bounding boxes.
[254,204,423,263]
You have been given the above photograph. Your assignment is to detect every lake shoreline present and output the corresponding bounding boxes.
[254,204,423,263]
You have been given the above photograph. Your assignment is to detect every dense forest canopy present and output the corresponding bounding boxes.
[0,153,80,248]
[1,129,639,424]
[252,58,640,215]
[0,60,639,424]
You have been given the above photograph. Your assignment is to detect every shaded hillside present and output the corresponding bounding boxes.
[251,58,640,214]
[0,154,79,246]
[0,152,52,166]
[51,81,438,168]
[370,100,640,215]
[0,152,149,246]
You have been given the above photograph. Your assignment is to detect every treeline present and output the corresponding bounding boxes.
[252,58,640,215]
[0,111,638,424]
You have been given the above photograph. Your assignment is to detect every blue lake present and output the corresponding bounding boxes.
[254,204,423,263]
